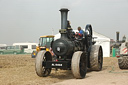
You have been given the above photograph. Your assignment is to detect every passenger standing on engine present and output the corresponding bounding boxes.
[75,27,84,38]
[67,20,75,40]
[67,20,71,29]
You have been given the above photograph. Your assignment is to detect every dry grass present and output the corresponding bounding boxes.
[0,55,73,85]
[0,55,128,85]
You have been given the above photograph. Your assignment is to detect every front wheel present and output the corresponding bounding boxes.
[35,51,52,77]
[71,51,87,79]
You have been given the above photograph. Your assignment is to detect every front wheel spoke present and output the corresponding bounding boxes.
[81,67,85,72]
[98,60,101,64]
[46,69,50,73]
[80,62,86,73]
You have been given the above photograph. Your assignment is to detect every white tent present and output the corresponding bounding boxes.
[93,31,110,57]
[54,30,110,57]
[0,44,7,47]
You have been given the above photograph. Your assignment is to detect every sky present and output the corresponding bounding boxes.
[0,0,128,45]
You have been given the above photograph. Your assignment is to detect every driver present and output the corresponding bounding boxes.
[75,27,84,38]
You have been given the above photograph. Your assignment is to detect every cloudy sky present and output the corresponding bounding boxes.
[0,0,128,45]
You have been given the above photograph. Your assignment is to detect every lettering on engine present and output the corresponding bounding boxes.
[52,63,62,66]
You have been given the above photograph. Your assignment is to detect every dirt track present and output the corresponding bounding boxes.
[0,55,128,85]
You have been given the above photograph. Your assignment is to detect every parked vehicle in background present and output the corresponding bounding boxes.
[0,46,6,50]
[0,46,24,54]
[0,44,7,47]
[113,32,128,69]
[13,43,38,54]
[31,35,54,58]
[117,41,128,69]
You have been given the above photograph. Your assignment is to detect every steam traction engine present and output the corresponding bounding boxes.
[114,32,128,69]
[35,8,103,79]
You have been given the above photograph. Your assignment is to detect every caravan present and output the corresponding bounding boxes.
[13,43,38,53]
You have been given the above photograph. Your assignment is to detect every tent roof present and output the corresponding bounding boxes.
[93,31,110,41]
[55,30,110,41]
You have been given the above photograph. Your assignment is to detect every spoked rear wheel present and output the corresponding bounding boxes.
[71,51,87,79]
[90,45,103,71]
[35,51,52,77]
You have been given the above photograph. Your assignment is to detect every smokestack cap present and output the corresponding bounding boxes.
[59,8,69,12]
[116,31,119,33]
